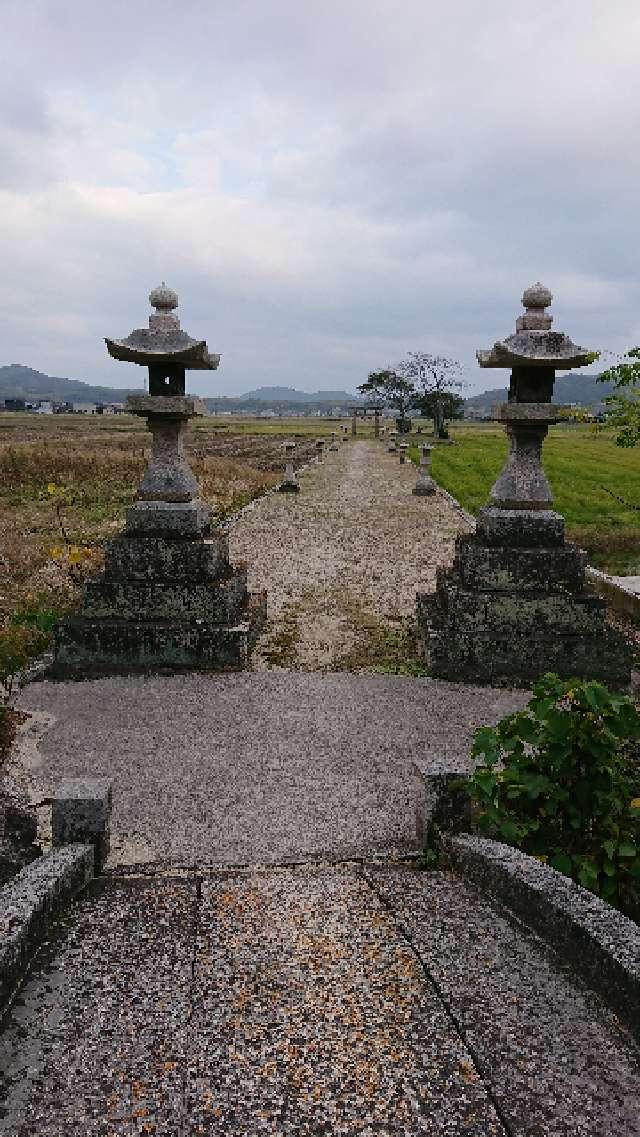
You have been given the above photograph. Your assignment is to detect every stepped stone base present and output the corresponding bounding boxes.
[417,529,631,688]
[51,602,265,679]
[52,504,266,679]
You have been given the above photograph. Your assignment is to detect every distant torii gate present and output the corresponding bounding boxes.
[349,404,383,438]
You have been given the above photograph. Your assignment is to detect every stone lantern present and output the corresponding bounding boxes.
[52,284,265,676]
[416,284,629,686]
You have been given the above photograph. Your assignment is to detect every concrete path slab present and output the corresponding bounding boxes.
[2,864,638,1135]
[16,672,526,867]
[368,865,640,1136]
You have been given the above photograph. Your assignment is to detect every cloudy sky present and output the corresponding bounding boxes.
[1,0,639,396]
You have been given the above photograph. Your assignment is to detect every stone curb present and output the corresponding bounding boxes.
[412,760,471,844]
[431,484,476,528]
[586,566,640,621]
[446,833,640,1040]
[0,844,94,1015]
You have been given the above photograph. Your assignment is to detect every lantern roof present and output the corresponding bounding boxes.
[106,283,220,370]
[477,283,592,370]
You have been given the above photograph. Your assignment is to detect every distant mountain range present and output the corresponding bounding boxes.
[0,364,614,412]
[0,367,359,407]
[0,364,140,404]
[465,372,614,412]
[232,386,359,403]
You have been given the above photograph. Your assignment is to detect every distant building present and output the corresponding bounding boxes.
[3,398,26,412]
[97,402,126,415]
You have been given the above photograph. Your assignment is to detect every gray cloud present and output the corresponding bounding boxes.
[1,0,639,395]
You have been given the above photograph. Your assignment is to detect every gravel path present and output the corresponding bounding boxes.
[228,439,470,670]
[2,865,637,1135]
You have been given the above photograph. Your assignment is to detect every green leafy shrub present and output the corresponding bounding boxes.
[468,673,640,916]
[0,625,49,702]
[10,593,64,635]
[0,592,67,700]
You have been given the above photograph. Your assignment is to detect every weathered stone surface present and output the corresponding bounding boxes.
[477,325,592,368]
[413,445,436,495]
[446,834,640,1042]
[493,400,572,422]
[106,283,220,371]
[370,865,640,1137]
[416,286,629,687]
[278,446,300,493]
[54,284,264,678]
[51,778,112,872]
[51,594,266,678]
[137,415,200,502]
[413,760,471,845]
[123,498,212,538]
[82,570,247,622]
[475,506,565,546]
[453,534,586,592]
[489,422,554,508]
[127,393,207,417]
[103,534,229,581]
[0,792,40,886]
[435,581,607,635]
[418,590,630,686]
[0,844,93,1015]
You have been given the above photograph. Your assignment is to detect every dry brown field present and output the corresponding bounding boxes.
[0,412,333,683]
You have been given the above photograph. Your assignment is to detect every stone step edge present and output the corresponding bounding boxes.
[446,832,640,1042]
[431,483,631,616]
[413,761,640,1039]
[586,566,640,621]
[0,844,94,1017]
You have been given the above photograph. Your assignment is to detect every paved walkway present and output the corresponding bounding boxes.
[5,438,640,1133]
[1,865,638,1135]
[228,439,469,670]
[16,672,525,867]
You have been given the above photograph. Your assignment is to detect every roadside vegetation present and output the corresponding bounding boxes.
[467,673,640,920]
[422,422,640,575]
[0,412,330,689]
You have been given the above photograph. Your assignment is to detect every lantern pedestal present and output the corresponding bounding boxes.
[417,526,629,687]
[53,390,265,677]
[416,284,630,687]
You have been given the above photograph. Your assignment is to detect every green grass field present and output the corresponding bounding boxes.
[426,423,640,574]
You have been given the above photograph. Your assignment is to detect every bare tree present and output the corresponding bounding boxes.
[397,352,465,438]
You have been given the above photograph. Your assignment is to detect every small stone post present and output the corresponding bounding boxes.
[329,431,339,451]
[351,410,357,437]
[374,409,381,438]
[52,778,113,873]
[315,439,325,461]
[399,443,409,465]
[278,442,300,493]
[387,431,397,453]
[413,445,436,496]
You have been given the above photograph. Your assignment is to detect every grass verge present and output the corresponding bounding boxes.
[419,423,640,574]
